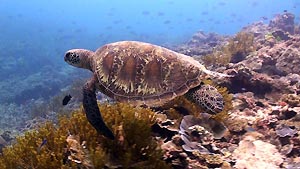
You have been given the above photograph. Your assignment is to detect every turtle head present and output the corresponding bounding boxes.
[64,49,94,71]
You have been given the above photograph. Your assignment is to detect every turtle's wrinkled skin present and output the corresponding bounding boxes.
[64,41,229,139]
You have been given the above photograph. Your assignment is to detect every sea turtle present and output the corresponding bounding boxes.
[64,41,230,140]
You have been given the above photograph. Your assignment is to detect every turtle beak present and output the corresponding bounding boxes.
[64,52,70,62]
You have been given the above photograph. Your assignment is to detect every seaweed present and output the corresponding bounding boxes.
[201,31,256,66]
[208,81,233,122]
[0,103,170,169]
[281,94,300,107]
[264,32,275,41]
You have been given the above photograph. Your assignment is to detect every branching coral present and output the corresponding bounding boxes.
[201,31,256,66]
[0,103,170,169]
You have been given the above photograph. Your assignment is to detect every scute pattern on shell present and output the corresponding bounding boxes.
[93,41,205,106]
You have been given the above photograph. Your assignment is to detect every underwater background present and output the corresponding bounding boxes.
[1,0,300,168]
[1,0,298,103]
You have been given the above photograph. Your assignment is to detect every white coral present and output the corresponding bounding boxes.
[233,132,283,169]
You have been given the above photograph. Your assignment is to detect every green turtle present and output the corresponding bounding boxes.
[64,41,230,140]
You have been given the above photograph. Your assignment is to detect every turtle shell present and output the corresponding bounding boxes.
[93,41,205,106]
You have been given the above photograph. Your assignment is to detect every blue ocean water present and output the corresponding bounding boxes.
[0,0,299,128]
[0,0,298,52]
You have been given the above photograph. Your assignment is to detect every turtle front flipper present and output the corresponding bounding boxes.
[83,75,115,140]
[185,84,224,115]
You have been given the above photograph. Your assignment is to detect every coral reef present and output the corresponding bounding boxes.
[240,34,300,76]
[269,12,295,34]
[241,21,270,39]
[232,132,283,169]
[223,35,300,98]
[171,31,230,60]
[156,12,300,168]
[0,103,29,133]
[210,12,300,169]
[152,81,232,168]
[201,31,256,66]
[0,103,170,169]
[179,115,227,153]
[241,13,296,50]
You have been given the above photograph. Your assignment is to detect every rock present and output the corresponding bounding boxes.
[276,125,297,137]
[161,138,188,168]
[233,132,283,169]
[0,136,7,146]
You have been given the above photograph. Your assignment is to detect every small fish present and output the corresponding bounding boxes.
[214,20,221,24]
[186,18,193,22]
[62,94,72,106]
[105,26,112,30]
[230,13,237,17]
[157,12,165,16]
[107,12,114,16]
[37,138,47,153]
[208,42,218,47]
[142,11,150,15]
[245,127,256,132]
[218,2,226,6]
[113,20,122,24]
[201,11,209,15]
[251,2,259,7]
[163,20,171,24]
[283,9,288,12]
[125,25,131,29]
[168,1,174,5]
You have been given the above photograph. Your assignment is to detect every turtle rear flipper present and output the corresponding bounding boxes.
[83,76,115,140]
[185,84,224,115]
